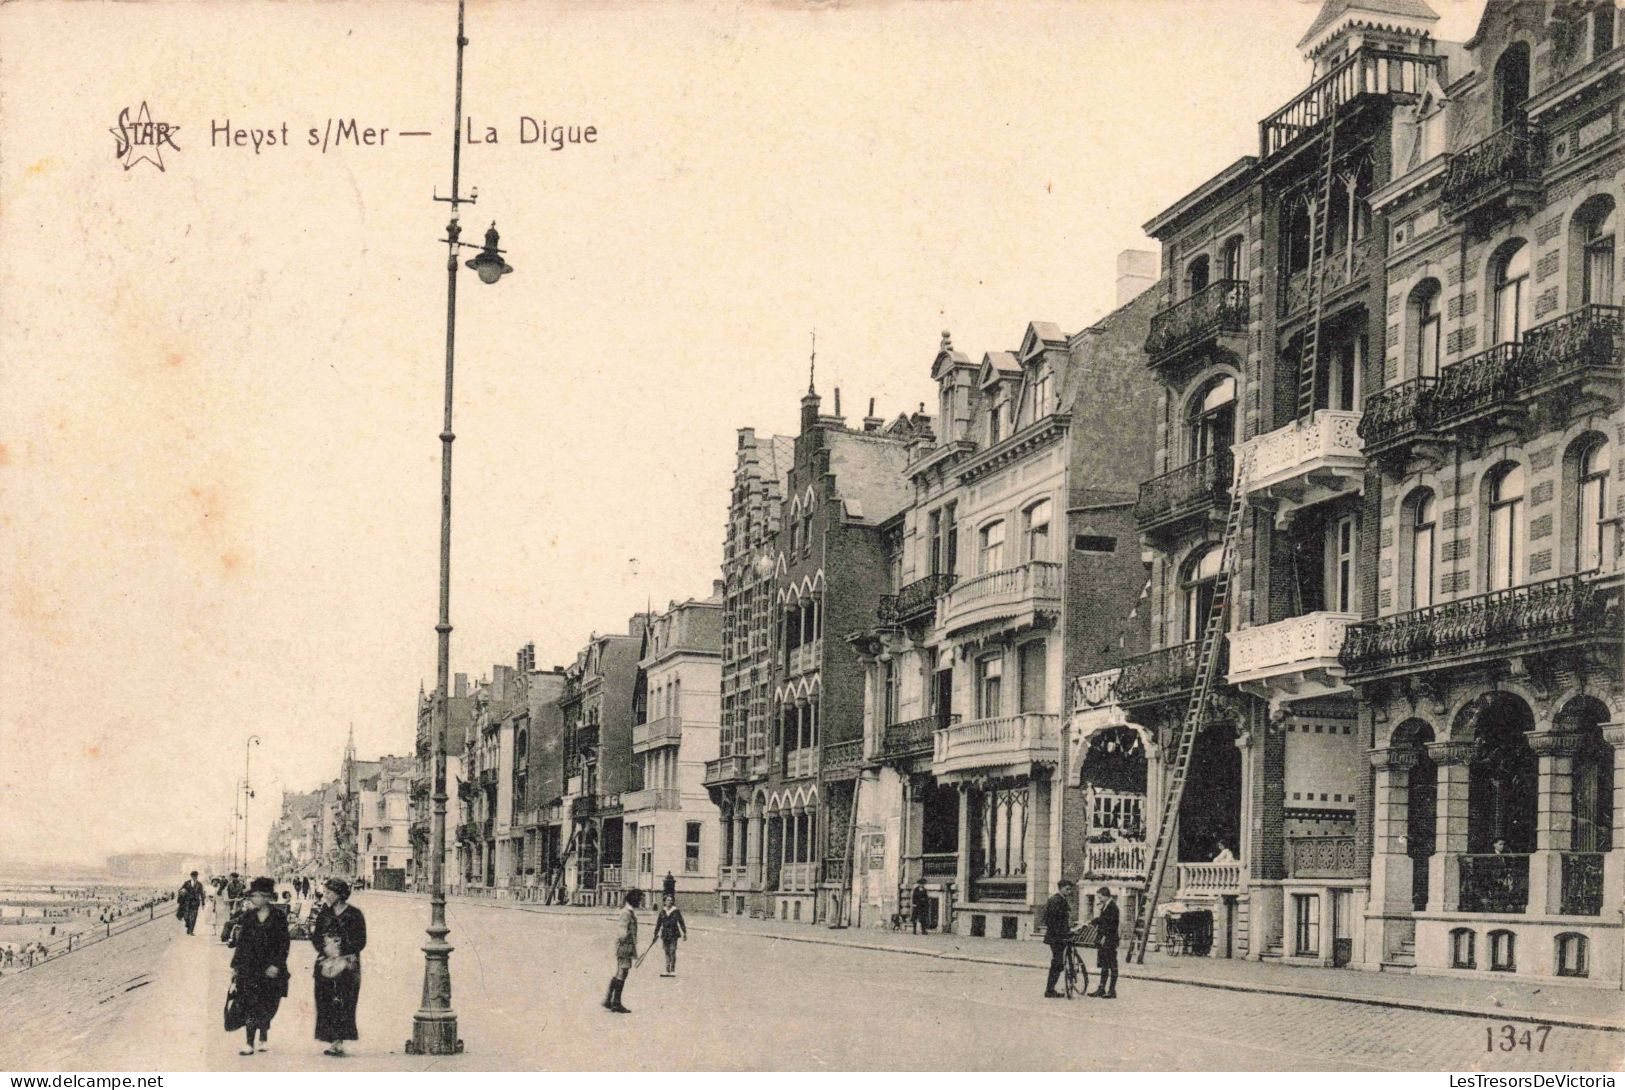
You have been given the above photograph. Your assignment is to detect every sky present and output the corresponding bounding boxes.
[0,0,1486,869]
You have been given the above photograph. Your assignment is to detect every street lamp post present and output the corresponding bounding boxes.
[244,735,261,873]
[408,0,512,1057]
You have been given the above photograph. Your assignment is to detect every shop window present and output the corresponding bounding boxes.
[1556,933,1589,978]
[1450,927,1476,969]
[1489,930,1516,972]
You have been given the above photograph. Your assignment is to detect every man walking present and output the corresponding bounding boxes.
[909,878,930,935]
[653,894,687,976]
[177,871,205,935]
[602,889,640,1014]
[1041,878,1075,998]
[1088,886,1120,999]
[661,871,677,902]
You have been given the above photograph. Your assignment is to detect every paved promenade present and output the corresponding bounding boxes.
[2,892,1620,1070]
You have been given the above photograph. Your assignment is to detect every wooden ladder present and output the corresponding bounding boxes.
[1295,106,1341,422]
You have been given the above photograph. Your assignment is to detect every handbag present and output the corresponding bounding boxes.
[223,981,246,1032]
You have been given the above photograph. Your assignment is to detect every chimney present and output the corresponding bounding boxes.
[454,673,469,699]
[1116,248,1157,307]
[863,397,883,433]
[713,578,726,598]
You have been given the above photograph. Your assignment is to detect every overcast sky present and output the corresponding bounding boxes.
[0,0,1485,868]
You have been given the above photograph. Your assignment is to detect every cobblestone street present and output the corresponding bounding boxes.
[6,893,1619,1071]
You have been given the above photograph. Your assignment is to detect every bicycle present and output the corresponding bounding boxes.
[1064,922,1101,998]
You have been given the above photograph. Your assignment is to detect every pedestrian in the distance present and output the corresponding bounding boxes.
[661,871,677,902]
[910,878,930,934]
[1087,886,1120,999]
[1041,878,1075,998]
[602,889,640,1014]
[230,877,290,1055]
[654,895,687,977]
[311,878,366,1057]
[178,871,205,935]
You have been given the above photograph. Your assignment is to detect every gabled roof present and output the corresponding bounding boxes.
[976,352,1022,389]
[931,330,974,381]
[1298,0,1439,50]
[1019,321,1067,360]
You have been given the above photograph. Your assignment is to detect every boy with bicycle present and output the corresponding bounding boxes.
[1041,878,1075,998]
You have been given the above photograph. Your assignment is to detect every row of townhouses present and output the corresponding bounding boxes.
[289,0,1624,991]
[264,734,417,890]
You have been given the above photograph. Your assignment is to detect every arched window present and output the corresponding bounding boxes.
[1573,195,1618,306]
[1493,242,1532,343]
[1486,463,1526,592]
[1410,279,1442,379]
[1574,434,1612,572]
[1188,375,1237,462]
[1488,930,1516,972]
[1220,236,1244,282]
[1556,933,1589,978]
[1493,43,1530,128]
[1562,699,1617,855]
[1408,490,1437,609]
[978,520,1006,573]
[1466,693,1537,855]
[1450,927,1476,969]
[1181,545,1224,643]
[1023,499,1052,562]
[1186,254,1210,296]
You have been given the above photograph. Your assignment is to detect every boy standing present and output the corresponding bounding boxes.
[603,889,640,1014]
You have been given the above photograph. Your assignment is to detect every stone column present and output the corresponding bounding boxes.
[955,784,972,926]
[1427,741,1474,913]
[1368,747,1417,913]
[1529,729,1580,916]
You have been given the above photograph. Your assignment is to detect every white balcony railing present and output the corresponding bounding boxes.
[779,861,817,891]
[934,712,1061,778]
[1238,410,1363,524]
[621,787,682,812]
[632,716,683,753]
[1085,840,1147,878]
[1227,611,1355,703]
[1176,861,1243,897]
[939,560,1063,635]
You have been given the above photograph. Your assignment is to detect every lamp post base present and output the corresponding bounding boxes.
[405,937,463,1055]
[405,1011,462,1055]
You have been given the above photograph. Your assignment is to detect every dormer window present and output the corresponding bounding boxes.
[988,390,1009,445]
[1030,368,1053,421]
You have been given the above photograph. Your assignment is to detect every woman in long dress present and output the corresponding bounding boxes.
[310,877,367,1057]
[229,877,289,1056]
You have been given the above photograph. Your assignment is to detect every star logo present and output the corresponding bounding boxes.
[110,102,180,172]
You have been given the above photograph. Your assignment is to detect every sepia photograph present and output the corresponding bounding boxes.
[1,0,1622,1076]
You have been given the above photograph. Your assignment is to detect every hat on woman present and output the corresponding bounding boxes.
[323,877,351,900]
[248,876,276,897]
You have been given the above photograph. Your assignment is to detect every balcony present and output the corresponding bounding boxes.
[1145,280,1249,366]
[1442,119,1544,222]
[570,795,598,821]
[1359,305,1623,464]
[1285,835,1360,879]
[933,712,1061,780]
[702,754,750,788]
[785,640,820,678]
[1227,611,1355,710]
[938,560,1062,636]
[1085,840,1147,880]
[786,747,818,780]
[1340,575,1622,682]
[1134,450,1233,540]
[600,864,623,889]
[633,715,683,754]
[1260,48,1441,160]
[1176,860,1243,897]
[779,861,818,892]
[1113,640,1229,708]
[1279,242,1374,321]
[1458,853,1529,914]
[882,714,949,762]
[822,738,864,779]
[1239,410,1363,524]
[878,572,957,627]
[1560,852,1605,916]
[621,787,681,812]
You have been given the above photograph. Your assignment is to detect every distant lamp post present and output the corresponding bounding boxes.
[244,735,261,872]
[409,0,514,1058]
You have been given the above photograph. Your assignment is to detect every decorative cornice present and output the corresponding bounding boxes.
[957,414,1071,485]
[1426,740,1475,766]
[1528,730,1585,758]
[1370,746,1419,771]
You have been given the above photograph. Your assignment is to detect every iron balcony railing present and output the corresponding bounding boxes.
[1560,852,1605,916]
[1145,280,1250,361]
[1358,304,1624,454]
[1133,449,1233,534]
[877,572,957,625]
[822,738,864,776]
[1113,640,1231,706]
[1458,853,1529,914]
[883,714,954,759]
[1340,575,1619,679]
[1260,48,1441,158]
[1442,118,1544,213]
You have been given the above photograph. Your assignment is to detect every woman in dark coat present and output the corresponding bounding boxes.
[310,877,367,1056]
[230,877,290,1055]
